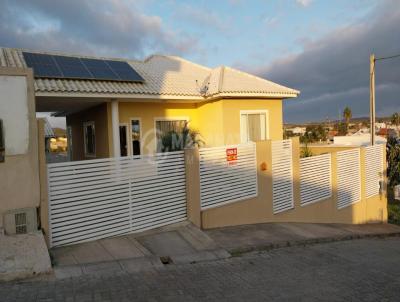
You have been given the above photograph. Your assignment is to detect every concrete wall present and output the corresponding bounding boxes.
[66,103,110,161]
[184,137,388,229]
[305,145,358,155]
[0,68,40,228]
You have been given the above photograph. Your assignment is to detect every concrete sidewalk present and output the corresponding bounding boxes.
[206,222,400,254]
[51,222,229,279]
[0,231,52,282]
[50,221,400,280]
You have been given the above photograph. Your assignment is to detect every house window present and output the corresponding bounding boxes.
[83,121,96,157]
[131,119,141,155]
[240,111,268,143]
[155,119,187,152]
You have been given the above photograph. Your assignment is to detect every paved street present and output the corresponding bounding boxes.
[1,237,400,302]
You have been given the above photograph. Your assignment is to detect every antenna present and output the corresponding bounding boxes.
[195,78,210,97]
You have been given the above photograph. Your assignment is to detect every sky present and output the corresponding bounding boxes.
[1,0,399,127]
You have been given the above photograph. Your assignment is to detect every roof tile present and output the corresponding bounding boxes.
[0,47,299,98]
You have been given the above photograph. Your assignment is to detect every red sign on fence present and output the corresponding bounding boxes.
[226,148,238,165]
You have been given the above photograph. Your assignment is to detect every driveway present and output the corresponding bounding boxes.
[2,237,400,301]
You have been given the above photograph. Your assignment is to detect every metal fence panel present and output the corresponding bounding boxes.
[199,143,257,210]
[337,149,361,209]
[300,153,332,206]
[365,144,384,198]
[272,140,294,213]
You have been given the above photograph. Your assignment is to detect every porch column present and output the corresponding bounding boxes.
[111,100,120,157]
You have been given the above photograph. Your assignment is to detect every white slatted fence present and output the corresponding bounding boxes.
[300,154,332,206]
[47,151,187,247]
[337,149,361,209]
[365,144,384,198]
[199,143,257,210]
[271,140,294,214]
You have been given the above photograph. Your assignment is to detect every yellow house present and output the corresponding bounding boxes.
[0,48,299,160]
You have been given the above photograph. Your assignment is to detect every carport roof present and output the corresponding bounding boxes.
[0,47,299,100]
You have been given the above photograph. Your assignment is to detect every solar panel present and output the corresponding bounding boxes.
[106,60,145,82]
[23,52,62,77]
[22,52,144,83]
[80,58,118,80]
[53,55,93,79]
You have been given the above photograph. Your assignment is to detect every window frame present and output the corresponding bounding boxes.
[239,110,269,143]
[129,117,142,156]
[66,126,73,160]
[83,121,96,158]
[119,122,130,157]
[153,116,189,153]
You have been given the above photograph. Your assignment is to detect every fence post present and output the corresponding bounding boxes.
[37,119,50,247]
[360,147,367,201]
[184,147,201,228]
[291,137,301,208]
[331,151,338,218]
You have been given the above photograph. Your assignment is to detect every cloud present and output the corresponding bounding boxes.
[0,0,198,58]
[256,0,400,123]
[173,4,230,33]
[296,0,313,7]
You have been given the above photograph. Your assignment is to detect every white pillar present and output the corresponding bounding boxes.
[111,100,120,157]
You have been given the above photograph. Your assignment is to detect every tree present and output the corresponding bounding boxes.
[391,112,400,126]
[337,122,348,135]
[300,124,327,143]
[343,106,352,130]
[387,137,400,188]
[159,123,204,152]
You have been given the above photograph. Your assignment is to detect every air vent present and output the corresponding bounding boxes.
[15,213,27,234]
[3,208,37,235]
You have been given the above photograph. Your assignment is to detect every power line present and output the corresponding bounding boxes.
[375,53,400,61]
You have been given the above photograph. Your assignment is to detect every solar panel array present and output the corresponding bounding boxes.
[22,52,144,82]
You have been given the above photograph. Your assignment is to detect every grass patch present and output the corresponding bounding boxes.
[388,202,400,225]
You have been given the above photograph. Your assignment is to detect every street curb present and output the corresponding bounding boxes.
[228,232,400,256]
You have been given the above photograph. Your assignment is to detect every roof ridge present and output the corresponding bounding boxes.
[145,54,211,71]
[0,47,144,63]
[218,66,225,93]
[223,66,300,93]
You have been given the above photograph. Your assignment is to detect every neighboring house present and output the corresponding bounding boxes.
[333,134,387,146]
[0,48,299,161]
[287,126,306,135]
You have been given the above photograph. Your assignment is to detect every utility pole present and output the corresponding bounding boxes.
[370,54,376,145]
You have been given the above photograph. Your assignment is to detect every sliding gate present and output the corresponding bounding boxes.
[47,151,187,247]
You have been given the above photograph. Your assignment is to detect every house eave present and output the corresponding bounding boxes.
[35,91,299,102]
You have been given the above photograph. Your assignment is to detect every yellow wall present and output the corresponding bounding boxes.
[305,145,357,155]
[221,99,283,144]
[117,98,283,154]
[198,138,388,228]
[118,101,200,154]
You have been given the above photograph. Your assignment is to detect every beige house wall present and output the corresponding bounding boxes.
[188,137,388,229]
[66,103,110,161]
[0,68,40,228]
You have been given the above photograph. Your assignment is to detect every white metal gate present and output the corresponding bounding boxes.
[47,151,187,247]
